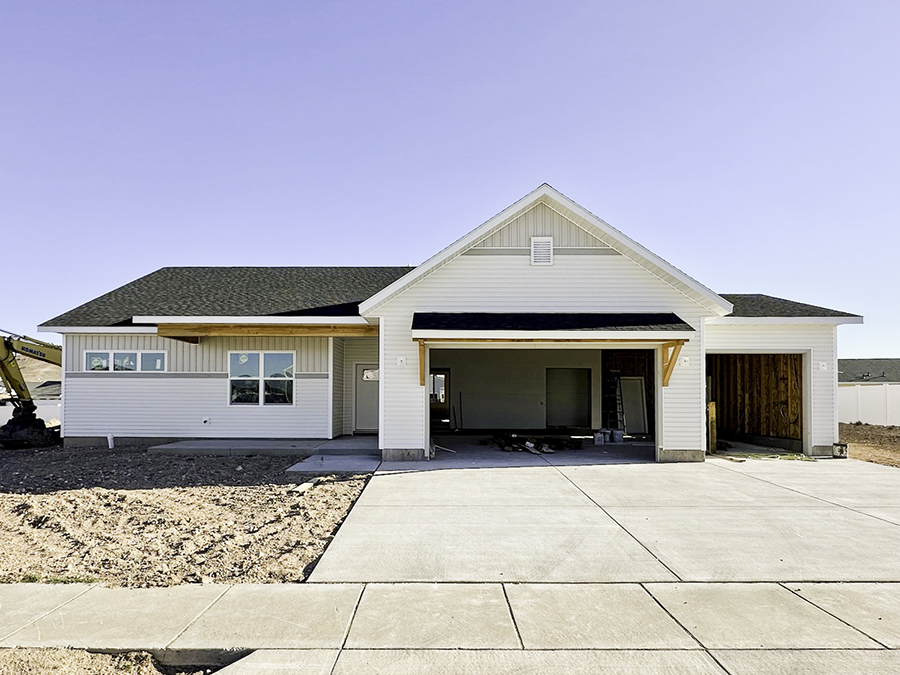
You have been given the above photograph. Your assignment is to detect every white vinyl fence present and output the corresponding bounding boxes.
[839,383,900,426]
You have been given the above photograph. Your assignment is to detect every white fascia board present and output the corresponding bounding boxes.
[39,326,158,334]
[412,329,695,342]
[133,315,370,325]
[359,183,732,317]
[707,316,864,326]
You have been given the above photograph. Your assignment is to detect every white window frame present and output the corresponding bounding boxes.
[227,350,296,407]
[531,236,554,266]
[83,350,168,372]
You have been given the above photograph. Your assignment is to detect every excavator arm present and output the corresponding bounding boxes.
[0,329,63,448]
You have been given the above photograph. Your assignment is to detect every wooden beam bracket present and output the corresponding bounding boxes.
[661,340,686,387]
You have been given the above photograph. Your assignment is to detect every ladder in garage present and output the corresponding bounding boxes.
[615,377,627,432]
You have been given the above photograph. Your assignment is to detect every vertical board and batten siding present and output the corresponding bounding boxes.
[839,383,900,426]
[374,252,712,452]
[66,335,329,373]
[342,337,379,435]
[705,323,838,450]
[473,202,607,248]
[63,334,331,439]
[331,338,344,437]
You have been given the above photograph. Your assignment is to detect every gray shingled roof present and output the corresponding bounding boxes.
[721,294,859,318]
[41,267,413,327]
[42,267,861,328]
[839,359,900,383]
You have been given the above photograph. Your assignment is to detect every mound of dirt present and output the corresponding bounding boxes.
[0,445,368,587]
[840,423,900,468]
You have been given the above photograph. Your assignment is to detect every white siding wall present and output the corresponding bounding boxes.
[474,202,606,248]
[839,383,900,426]
[63,334,330,439]
[64,377,329,438]
[374,254,712,452]
[342,337,379,435]
[705,323,838,451]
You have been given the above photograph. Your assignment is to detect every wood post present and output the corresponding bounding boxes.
[707,401,717,454]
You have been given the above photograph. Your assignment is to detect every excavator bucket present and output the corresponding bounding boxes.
[0,402,60,449]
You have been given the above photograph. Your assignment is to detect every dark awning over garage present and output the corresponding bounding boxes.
[411,312,694,332]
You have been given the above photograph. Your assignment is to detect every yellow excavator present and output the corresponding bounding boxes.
[0,329,62,448]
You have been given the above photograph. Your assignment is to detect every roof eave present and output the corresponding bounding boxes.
[707,316,864,326]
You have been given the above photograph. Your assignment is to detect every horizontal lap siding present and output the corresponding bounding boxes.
[377,255,710,451]
[705,324,837,448]
[64,378,329,438]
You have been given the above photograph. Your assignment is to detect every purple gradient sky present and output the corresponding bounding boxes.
[3,1,897,356]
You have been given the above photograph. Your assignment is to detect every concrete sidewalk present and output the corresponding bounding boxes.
[1,581,899,672]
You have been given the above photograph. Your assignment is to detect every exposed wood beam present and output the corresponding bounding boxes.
[419,340,426,387]
[662,341,685,387]
[158,323,378,338]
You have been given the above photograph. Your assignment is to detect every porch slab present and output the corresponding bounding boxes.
[606,505,900,581]
[287,454,381,473]
[167,584,362,651]
[307,505,677,583]
[0,584,94,641]
[345,583,519,649]
[331,650,727,674]
[711,650,900,674]
[505,583,698,649]
[645,583,880,649]
[0,585,227,650]
[789,582,900,647]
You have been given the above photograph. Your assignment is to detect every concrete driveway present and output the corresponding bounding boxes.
[309,449,900,583]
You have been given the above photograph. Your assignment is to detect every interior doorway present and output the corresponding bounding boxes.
[546,367,591,428]
[429,369,451,431]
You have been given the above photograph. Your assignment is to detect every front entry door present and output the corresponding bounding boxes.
[355,364,379,432]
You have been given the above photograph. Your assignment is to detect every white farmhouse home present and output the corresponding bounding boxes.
[41,185,861,461]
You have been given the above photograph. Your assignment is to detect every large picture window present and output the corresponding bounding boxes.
[229,351,294,406]
[85,351,166,372]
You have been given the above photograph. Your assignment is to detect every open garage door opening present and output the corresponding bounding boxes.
[706,353,804,453]
[427,348,656,459]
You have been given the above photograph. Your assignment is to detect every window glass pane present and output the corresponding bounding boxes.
[140,353,166,372]
[230,380,260,404]
[230,353,259,378]
[264,379,293,405]
[362,368,379,381]
[263,353,294,378]
[113,353,138,371]
[86,352,109,371]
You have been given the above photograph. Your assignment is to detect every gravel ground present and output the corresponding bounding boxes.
[0,648,211,674]
[0,445,369,587]
[840,422,900,468]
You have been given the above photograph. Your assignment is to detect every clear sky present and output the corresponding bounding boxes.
[3,1,897,356]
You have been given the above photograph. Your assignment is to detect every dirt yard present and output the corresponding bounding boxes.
[0,648,211,675]
[840,423,900,468]
[0,445,368,587]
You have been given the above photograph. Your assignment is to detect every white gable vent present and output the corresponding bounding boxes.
[531,236,554,266]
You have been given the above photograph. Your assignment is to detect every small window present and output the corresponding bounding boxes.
[86,352,110,371]
[84,350,167,372]
[141,353,166,372]
[531,236,554,266]
[362,368,379,381]
[229,351,294,406]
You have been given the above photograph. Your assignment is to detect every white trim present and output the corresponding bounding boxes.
[40,327,158,334]
[377,316,385,451]
[133,315,370,325]
[327,337,334,440]
[707,316,862,326]
[60,336,66,439]
[227,350,297,407]
[358,184,733,316]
